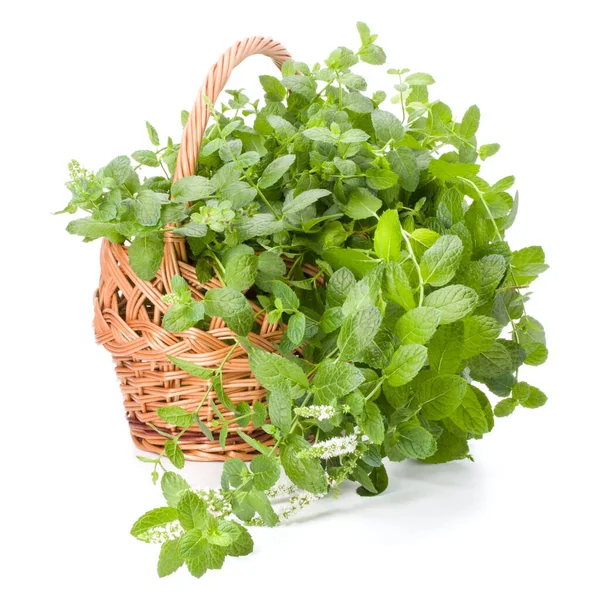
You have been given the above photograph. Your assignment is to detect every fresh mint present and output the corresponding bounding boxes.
[60,22,549,580]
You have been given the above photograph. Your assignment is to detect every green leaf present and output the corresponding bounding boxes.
[510,246,549,285]
[383,344,428,386]
[405,72,435,86]
[179,530,208,559]
[283,189,331,215]
[356,465,389,496]
[343,188,382,220]
[383,262,415,311]
[203,287,254,336]
[366,168,399,190]
[258,154,295,189]
[104,155,131,185]
[165,440,185,469]
[157,538,184,578]
[460,105,480,138]
[344,91,374,113]
[393,423,437,459]
[260,74,287,101]
[387,148,420,192]
[359,401,385,444]
[66,219,125,243]
[424,284,478,324]
[171,176,216,202]
[395,306,440,345]
[247,346,309,393]
[520,385,547,409]
[163,302,205,332]
[250,455,280,491]
[161,472,190,508]
[281,75,317,99]
[285,312,306,347]
[302,127,337,144]
[339,128,370,144]
[480,143,501,160]
[342,267,382,315]
[374,209,402,262]
[450,386,489,434]
[337,305,382,361]
[429,159,480,183]
[177,491,209,531]
[372,109,404,143]
[322,248,379,278]
[237,430,272,456]
[494,398,518,417]
[420,235,463,286]
[132,150,160,167]
[312,360,365,405]
[131,507,179,542]
[157,406,194,428]
[267,385,293,434]
[224,522,254,556]
[467,341,513,380]
[420,429,469,464]
[280,434,328,494]
[128,233,165,281]
[418,375,468,420]
[146,121,160,146]
[247,489,279,526]
[272,280,299,311]
[358,44,386,65]
[223,250,258,292]
[166,356,214,379]
[327,267,356,307]
[462,316,502,359]
[428,322,464,375]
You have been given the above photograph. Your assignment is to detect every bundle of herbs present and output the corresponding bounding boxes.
[60,22,548,579]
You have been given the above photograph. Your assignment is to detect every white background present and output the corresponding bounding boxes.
[2,1,599,597]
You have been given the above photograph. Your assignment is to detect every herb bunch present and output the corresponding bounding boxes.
[61,22,549,579]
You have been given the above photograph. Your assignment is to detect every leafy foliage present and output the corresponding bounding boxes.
[60,22,548,580]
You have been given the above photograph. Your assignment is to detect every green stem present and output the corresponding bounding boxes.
[399,224,425,306]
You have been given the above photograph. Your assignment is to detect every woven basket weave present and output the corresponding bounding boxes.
[93,37,300,462]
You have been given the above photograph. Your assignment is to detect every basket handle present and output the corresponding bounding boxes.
[173,37,293,183]
[160,37,293,289]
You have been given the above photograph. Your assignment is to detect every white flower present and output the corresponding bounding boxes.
[298,434,358,460]
[294,405,336,421]
[143,520,185,544]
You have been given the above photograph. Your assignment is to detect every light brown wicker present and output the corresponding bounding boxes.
[93,37,300,462]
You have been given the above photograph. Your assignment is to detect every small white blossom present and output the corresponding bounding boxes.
[294,405,336,421]
[143,521,185,544]
[298,434,358,460]
[193,488,232,518]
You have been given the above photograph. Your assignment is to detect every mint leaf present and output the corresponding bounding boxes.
[161,472,190,508]
[372,109,404,144]
[450,386,489,434]
[247,346,309,393]
[395,306,440,345]
[163,302,205,332]
[250,455,280,491]
[374,209,402,262]
[383,262,416,311]
[462,316,502,359]
[165,440,185,469]
[343,188,382,220]
[327,268,356,308]
[172,176,216,202]
[358,401,385,444]
[418,375,468,420]
[283,189,331,215]
[131,507,179,542]
[337,305,382,361]
[420,234,463,287]
[424,284,478,324]
[258,155,295,189]
[280,434,328,494]
[393,423,437,459]
[157,406,194,428]
[383,344,428,386]
[177,491,208,530]
[428,322,464,375]
[128,233,164,281]
[157,538,184,578]
[312,360,365,405]
[203,287,254,335]
[166,356,214,379]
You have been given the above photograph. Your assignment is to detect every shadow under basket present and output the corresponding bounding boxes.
[91,36,300,461]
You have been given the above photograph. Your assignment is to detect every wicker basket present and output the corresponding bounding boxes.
[93,37,300,462]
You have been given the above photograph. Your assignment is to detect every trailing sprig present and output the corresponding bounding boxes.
[61,21,549,579]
